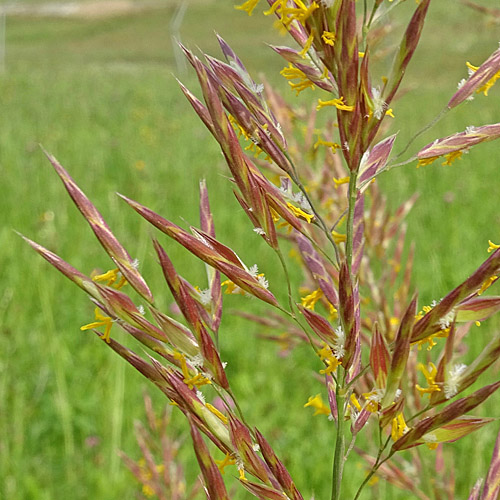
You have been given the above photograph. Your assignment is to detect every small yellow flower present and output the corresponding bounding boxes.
[391,413,408,442]
[317,343,342,374]
[287,202,314,223]
[183,373,212,390]
[442,150,463,166]
[235,0,260,16]
[280,64,315,95]
[478,275,498,295]
[417,156,439,168]
[80,307,113,344]
[416,362,441,397]
[488,240,500,253]
[92,268,127,289]
[304,394,331,416]
[206,403,228,424]
[215,453,236,474]
[349,393,362,412]
[321,31,336,46]
[314,137,341,152]
[299,31,315,57]
[238,467,247,481]
[331,230,346,244]
[332,176,350,188]
[317,97,355,112]
[266,0,319,27]
[301,288,323,310]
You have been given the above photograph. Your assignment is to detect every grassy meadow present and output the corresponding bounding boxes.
[1,1,500,499]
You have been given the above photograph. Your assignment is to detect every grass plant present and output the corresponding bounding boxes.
[2,1,500,499]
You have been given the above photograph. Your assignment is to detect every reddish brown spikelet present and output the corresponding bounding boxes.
[43,150,153,303]
[449,47,500,108]
[418,123,500,160]
[148,306,199,358]
[200,181,222,331]
[434,334,500,406]
[382,295,417,407]
[299,306,337,345]
[153,239,228,388]
[334,0,361,169]
[228,415,271,485]
[120,195,278,306]
[177,79,216,136]
[412,248,500,342]
[392,382,500,451]
[296,233,338,307]
[19,234,100,300]
[358,134,397,187]
[456,296,500,323]
[188,419,230,500]
[370,323,390,389]
[255,429,304,500]
[384,0,431,106]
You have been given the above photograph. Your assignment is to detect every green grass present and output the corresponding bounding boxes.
[1,1,500,499]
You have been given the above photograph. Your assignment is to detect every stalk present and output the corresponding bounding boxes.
[331,164,359,500]
[331,371,347,500]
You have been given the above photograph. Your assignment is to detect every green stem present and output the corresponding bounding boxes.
[393,105,449,163]
[331,372,347,500]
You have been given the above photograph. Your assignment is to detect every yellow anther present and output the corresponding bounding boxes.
[215,453,236,474]
[331,230,346,244]
[391,413,408,442]
[287,202,314,223]
[321,31,336,46]
[183,373,212,390]
[304,394,331,416]
[205,403,229,424]
[333,176,350,188]
[314,137,341,152]
[488,240,500,253]
[416,362,441,397]
[235,0,260,15]
[301,288,323,310]
[317,97,355,112]
[299,31,315,57]
[478,275,497,295]
[441,150,463,166]
[349,393,362,411]
[80,307,113,344]
[92,268,127,289]
[417,156,439,168]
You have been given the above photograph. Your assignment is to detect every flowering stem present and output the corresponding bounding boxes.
[393,105,449,162]
[331,371,347,500]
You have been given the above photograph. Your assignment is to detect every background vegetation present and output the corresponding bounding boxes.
[1,1,500,498]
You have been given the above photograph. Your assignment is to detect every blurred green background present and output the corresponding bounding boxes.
[1,1,500,499]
